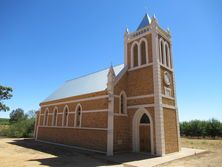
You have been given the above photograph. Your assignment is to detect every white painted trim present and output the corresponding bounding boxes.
[82,109,108,113]
[119,90,127,114]
[156,27,171,44]
[160,64,173,72]
[128,31,151,43]
[114,95,119,98]
[162,94,175,100]
[38,125,107,131]
[131,41,139,68]
[151,24,166,156]
[127,104,154,109]
[128,63,153,72]
[124,32,128,66]
[107,74,114,156]
[164,87,172,97]
[37,139,106,154]
[75,103,82,127]
[132,107,154,155]
[114,113,128,116]
[127,94,154,100]
[41,95,108,107]
[162,104,176,109]
[68,111,75,114]
[35,110,41,141]
[165,42,171,68]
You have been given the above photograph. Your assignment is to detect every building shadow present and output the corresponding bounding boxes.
[7,138,156,167]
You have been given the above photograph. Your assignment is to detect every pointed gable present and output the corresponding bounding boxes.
[137,14,151,31]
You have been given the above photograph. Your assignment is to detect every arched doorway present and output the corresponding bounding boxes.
[139,113,151,152]
[132,108,154,154]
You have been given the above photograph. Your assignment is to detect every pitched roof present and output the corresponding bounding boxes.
[137,14,151,31]
[42,64,124,103]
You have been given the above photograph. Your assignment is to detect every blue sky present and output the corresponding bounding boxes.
[0,0,221,121]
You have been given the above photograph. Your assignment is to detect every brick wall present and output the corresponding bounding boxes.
[37,127,107,152]
[163,108,179,153]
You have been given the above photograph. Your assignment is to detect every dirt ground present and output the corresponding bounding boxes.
[0,137,221,167]
[158,138,222,167]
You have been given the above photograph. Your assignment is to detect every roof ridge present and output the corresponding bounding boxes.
[66,63,124,82]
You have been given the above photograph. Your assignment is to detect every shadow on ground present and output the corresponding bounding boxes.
[8,138,156,167]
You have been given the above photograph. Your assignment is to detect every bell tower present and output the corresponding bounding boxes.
[124,14,180,155]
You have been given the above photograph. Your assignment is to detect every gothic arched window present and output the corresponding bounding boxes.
[119,91,127,114]
[44,109,49,126]
[75,104,82,127]
[160,39,165,65]
[63,106,69,127]
[133,44,139,67]
[52,107,58,126]
[140,40,147,65]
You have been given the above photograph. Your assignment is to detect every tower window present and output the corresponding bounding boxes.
[140,41,146,65]
[133,44,139,67]
[160,40,164,65]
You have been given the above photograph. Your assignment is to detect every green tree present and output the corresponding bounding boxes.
[0,85,13,111]
[9,108,26,123]
[206,118,221,138]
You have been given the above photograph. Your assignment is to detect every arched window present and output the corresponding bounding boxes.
[75,104,82,127]
[140,113,150,124]
[63,106,69,127]
[52,107,58,126]
[119,91,127,114]
[159,39,165,65]
[165,42,171,68]
[133,44,139,67]
[140,40,147,65]
[44,108,49,126]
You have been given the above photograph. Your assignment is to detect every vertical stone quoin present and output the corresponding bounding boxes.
[107,66,115,156]
[150,16,166,156]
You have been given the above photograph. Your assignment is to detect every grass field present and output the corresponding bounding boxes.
[0,118,9,125]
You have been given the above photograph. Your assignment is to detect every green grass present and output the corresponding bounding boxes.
[0,118,9,125]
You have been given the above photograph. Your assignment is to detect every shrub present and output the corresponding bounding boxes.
[4,118,35,138]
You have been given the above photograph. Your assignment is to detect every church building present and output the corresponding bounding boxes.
[35,14,180,156]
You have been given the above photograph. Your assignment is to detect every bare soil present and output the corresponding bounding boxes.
[158,138,222,167]
[0,137,221,167]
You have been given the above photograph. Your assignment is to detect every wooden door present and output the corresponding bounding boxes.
[139,124,151,152]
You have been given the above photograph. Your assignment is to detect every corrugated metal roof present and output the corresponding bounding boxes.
[137,14,151,31]
[42,64,124,103]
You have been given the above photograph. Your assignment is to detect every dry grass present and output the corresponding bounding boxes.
[159,138,222,167]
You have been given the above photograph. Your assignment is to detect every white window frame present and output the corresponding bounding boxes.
[44,108,49,126]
